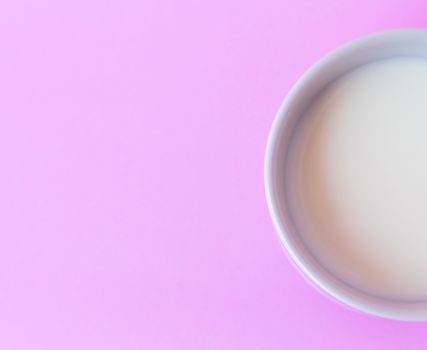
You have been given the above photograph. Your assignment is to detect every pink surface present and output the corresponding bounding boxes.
[1,0,427,348]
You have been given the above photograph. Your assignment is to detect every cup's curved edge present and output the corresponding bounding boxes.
[264,28,427,322]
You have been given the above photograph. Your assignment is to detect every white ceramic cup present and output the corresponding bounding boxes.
[264,29,427,321]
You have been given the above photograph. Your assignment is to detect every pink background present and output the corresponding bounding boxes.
[1,0,427,348]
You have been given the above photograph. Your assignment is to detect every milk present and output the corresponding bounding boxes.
[286,58,427,300]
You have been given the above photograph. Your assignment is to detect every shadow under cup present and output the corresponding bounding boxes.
[265,29,427,321]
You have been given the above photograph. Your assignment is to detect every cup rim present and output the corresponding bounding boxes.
[264,28,427,321]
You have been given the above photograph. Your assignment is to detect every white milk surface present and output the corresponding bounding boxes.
[287,58,427,300]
